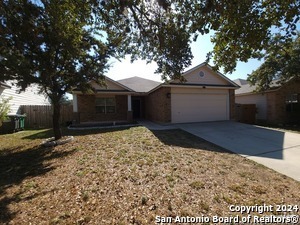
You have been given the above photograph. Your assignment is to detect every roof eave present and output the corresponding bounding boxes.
[166,83,239,89]
[182,62,207,76]
[204,64,240,88]
[71,90,136,95]
[235,88,279,96]
[0,82,11,89]
[175,63,240,88]
[71,76,135,93]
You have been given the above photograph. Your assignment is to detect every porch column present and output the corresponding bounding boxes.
[127,94,133,122]
[72,94,80,124]
[73,94,78,112]
[127,94,132,111]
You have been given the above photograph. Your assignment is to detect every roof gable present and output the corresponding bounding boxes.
[117,76,161,93]
[89,77,133,92]
[171,63,239,88]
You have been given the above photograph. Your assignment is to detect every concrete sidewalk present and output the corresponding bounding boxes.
[138,120,300,181]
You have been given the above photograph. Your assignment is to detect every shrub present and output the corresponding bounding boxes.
[0,97,12,126]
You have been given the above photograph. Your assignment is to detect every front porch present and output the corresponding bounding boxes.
[72,93,146,124]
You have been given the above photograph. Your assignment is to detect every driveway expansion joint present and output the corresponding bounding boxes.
[244,144,300,158]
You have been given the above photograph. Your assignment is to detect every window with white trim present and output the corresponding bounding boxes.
[95,97,116,113]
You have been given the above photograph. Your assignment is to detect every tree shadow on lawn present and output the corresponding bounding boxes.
[0,145,76,223]
[151,129,232,153]
[22,126,137,140]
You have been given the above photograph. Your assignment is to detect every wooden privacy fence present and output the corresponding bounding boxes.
[235,104,256,124]
[20,105,73,128]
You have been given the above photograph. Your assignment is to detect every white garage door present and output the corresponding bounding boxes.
[171,91,229,123]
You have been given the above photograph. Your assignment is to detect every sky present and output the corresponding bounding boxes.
[106,32,264,82]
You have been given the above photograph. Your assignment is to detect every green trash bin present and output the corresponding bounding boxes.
[0,115,18,133]
[18,114,26,130]
[0,114,26,133]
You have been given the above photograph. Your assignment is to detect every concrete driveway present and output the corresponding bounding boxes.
[176,121,300,182]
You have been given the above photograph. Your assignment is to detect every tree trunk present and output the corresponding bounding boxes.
[53,101,62,140]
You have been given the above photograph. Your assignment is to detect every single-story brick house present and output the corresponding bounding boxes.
[235,77,300,124]
[72,63,239,124]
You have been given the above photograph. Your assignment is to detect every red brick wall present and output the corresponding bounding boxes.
[76,94,128,123]
[145,87,171,123]
[266,92,278,123]
[229,89,235,120]
[266,78,300,124]
[77,94,95,113]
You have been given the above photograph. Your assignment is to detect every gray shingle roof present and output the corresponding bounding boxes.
[234,78,249,86]
[234,78,281,95]
[117,76,161,93]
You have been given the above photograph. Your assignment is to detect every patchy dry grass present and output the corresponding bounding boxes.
[0,127,299,224]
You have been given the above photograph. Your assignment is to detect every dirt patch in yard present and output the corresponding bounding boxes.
[0,127,299,224]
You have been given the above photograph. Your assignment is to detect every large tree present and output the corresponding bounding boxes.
[0,0,116,139]
[248,34,300,91]
[1,0,299,140]
[98,0,299,76]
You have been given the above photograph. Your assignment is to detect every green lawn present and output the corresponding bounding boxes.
[0,127,299,224]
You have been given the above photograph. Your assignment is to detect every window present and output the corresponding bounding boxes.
[199,71,205,77]
[286,93,299,113]
[95,98,116,113]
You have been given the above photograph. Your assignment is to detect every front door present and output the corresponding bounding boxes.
[132,99,141,119]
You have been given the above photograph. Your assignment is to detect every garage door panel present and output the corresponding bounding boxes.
[171,93,228,123]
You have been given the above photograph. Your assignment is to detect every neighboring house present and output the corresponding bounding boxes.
[72,63,239,124]
[0,81,50,115]
[0,82,11,92]
[235,78,300,124]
